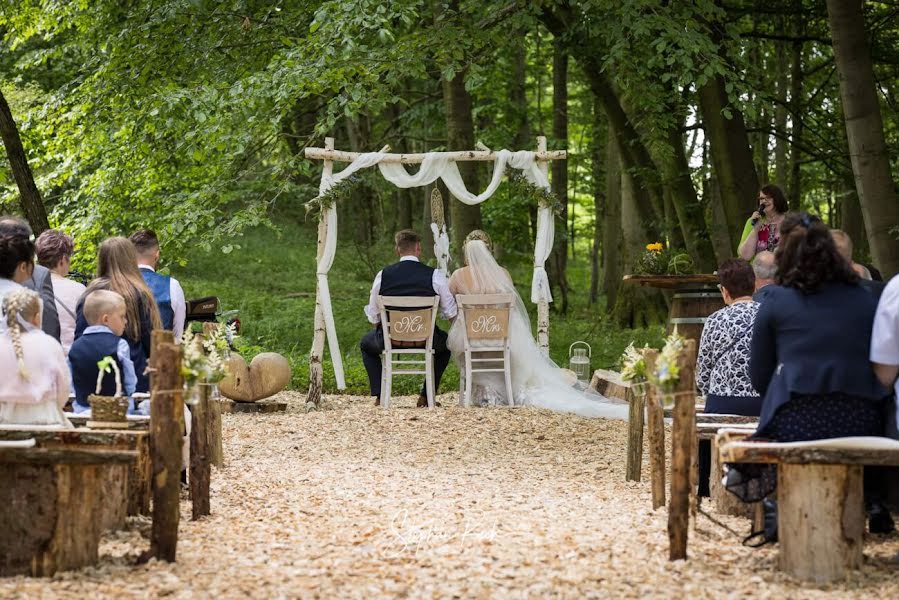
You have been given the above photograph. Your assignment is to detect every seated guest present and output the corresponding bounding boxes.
[727,213,893,533]
[831,229,886,301]
[35,230,85,355]
[68,290,136,414]
[1,226,34,319]
[0,217,60,340]
[0,288,72,427]
[129,229,186,341]
[695,258,761,496]
[870,275,899,440]
[75,237,162,393]
[751,251,776,303]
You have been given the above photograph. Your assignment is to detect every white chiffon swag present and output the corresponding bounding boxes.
[315,149,555,390]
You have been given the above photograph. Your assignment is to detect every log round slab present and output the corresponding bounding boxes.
[219,353,292,402]
[777,463,864,583]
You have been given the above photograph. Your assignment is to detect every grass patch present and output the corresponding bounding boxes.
[172,218,664,395]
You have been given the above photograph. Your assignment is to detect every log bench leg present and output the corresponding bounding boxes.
[626,392,645,482]
[777,463,864,583]
[711,435,755,518]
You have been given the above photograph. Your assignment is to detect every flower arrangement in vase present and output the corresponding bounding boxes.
[180,322,235,404]
[638,242,667,275]
[649,329,686,408]
[619,342,649,397]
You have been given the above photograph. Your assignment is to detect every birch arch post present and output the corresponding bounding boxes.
[303,136,567,410]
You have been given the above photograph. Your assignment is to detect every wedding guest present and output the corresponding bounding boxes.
[0,217,60,340]
[738,185,788,261]
[727,213,893,533]
[831,229,886,301]
[361,229,456,407]
[0,226,34,318]
[751,251,776,303]
[35,230,85,355]
[75,237,161,393]
[68,290,136,413]
[130,229,186,341]
[871,275,899,440]
[695,258,761,496]
[0,288,72,427]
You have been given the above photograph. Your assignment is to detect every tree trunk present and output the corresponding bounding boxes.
[706,175,733,265]
[0,88,50,234]
[826,0,899,276]
[602,126,622,311]
[387,104,414,231]
[590,99,605,306]
[443,71,482,252]
[549,39,570,313]
[788,27,804,210]
[774,26,789,188]
[698,76,759,249]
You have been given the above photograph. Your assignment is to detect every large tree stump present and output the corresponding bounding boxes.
[778,463,864,583]
[218,352,291,402]
[710,433,754,518]
[0,449,136,576]
[144,330,183,563]
[190,384,211,519]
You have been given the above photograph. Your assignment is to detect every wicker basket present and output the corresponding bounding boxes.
[88,357,127,423]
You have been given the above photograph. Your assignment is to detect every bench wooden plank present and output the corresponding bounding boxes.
[718,437,899,466]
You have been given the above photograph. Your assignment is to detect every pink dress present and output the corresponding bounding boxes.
[0,329,73,427]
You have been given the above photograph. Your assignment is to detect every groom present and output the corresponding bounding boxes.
[360,229,456,407]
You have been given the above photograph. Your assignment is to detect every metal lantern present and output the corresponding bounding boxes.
[568,341,592,382]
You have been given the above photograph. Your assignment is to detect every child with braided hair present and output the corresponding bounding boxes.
[0,288,72,427]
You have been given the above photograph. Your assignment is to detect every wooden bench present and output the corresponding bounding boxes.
[718,435,899,583]
[0,430,141,576]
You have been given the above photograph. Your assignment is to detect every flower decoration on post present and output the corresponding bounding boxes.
[619,342,649,397]
[180,323,235,404]
[649,329,686,408]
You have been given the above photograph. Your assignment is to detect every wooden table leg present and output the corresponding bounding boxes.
[777,463,864,583]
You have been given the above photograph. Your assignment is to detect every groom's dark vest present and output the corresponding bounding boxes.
[380,260,435,298]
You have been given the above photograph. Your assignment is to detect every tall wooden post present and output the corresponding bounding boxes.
[208,394,223,468]
[536,135,550,355]
[644,349,666,509]
[307,137,334,411]
[667,339,696,561]
[144,330,183,563]
[190,382,210,520]
[625,384,645,482]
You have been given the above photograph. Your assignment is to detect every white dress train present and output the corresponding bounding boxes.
[447,242,628,420]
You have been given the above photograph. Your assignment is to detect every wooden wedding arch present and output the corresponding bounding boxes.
[303,136,567,410]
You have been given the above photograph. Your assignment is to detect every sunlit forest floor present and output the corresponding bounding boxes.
[170,215,664,395]
[2,392,897,598]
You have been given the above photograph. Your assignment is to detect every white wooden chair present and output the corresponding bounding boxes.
[456,294,514,407]
[377,295,440,409]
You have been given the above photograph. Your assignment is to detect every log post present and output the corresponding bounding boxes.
[644,349,666,509]
[190,383,210,519]
[711,434,755,517]
[307,137,334,412]
[536,135,550,355]
[778,463,864,582]
[208,394,223,468]
[667,339,696,561]
[625,385,645,482]
[143,330,183,563]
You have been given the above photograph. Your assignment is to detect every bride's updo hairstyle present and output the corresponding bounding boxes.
[463,229,493,265]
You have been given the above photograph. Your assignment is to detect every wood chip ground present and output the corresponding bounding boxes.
[2,391,897,598]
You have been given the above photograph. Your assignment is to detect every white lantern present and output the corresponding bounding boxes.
[568,341,592,382]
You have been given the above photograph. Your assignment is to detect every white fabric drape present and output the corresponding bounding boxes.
[313,148,556,388]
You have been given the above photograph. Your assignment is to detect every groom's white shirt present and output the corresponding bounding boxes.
[364,255,457,325]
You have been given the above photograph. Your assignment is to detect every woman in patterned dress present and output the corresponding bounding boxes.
[738,184,788,261]
[695,258,761,496]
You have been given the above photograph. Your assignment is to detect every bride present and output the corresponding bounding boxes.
[447,230,627,419]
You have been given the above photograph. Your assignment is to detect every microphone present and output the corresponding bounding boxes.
[751,204,766,226]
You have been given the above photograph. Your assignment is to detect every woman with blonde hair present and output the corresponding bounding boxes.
[0,288,72,427]
[74,237,162,392]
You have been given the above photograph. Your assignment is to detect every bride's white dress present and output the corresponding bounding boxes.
[447,241,628,420]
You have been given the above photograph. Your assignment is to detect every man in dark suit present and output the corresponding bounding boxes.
[361,230,457,407]
[0,217,60,340]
